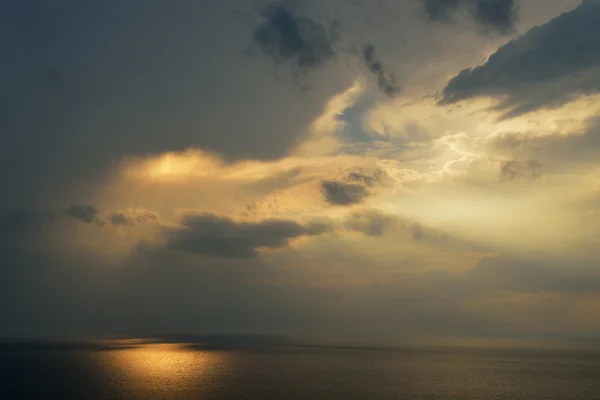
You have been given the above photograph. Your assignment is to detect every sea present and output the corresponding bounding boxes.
[2,339,600,400]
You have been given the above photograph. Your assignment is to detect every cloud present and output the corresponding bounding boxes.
[156,212,333,258]
[0,209,54,247]
[346,167,390,187]
[5,0,600,343]
[470,0,516,33]
[107,209,159,226]
[498,160,519,182]
[0,1,354,213]
[470,254,600,295]
[252,3,336,76]
[362,44,400,96]
[423,0,516,33]
[134,209,159,223]
[344,209,459,244]
[250,3,402,95]
[107,212,134,226]
[440,0,600,116]
[499,159,541,182]
[321,180,369,206]
[65,205,104,226]
[344,209,397,236]
[440,117,600,177]
[423,0,462,21]
[3,205,158,233]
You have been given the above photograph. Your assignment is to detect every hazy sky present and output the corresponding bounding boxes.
[3,0,600,343]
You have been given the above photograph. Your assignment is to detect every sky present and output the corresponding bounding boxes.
[2,0,600,343]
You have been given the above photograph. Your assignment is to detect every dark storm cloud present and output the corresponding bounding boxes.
[362,44,399,96]
[440,0,600,116]
[252,3,336,73]
[423,0,516,33]
[250,3,401,95]
[158,212,333,258]
[321,180,369,206]
[471,0,515,33]
[0,1,351,210]
[65,205,102,225]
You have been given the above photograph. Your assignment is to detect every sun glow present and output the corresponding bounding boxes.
[121,149,224,181]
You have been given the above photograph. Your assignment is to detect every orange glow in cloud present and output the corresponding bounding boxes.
[121,149,224,182]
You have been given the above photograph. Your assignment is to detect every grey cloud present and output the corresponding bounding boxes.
[423,0,516,33]
[409,223,429,241]
[471,0,516,33]
[4,205,158,231]
[440,0,600,116]
[499,159,541,182]
[321,180,369,206]
[0,1,351,210]
[499,160,519,182]
[158,212,333,258]
[134,210,159,223]
[1,219,599,340]
[322,168,391,207]
[423,0,462,21]
[346,172,378,186]
[108,210,158,226]
[5,0,600,344]
[344,209,397,236]
[543,118,600,164]
[347,209,492,253]
[355,251,600,337]
[65,205,103,226]
[250,3,402,95]
[346,168,389,187]
[344,209,459,246]
[362,44,400,96]
[107,212,134,226]
[500,161,519,181]
[252,3,336,76]
[0,209,54,247]
[471,255,600,295]
[464,118,600,175]
[527,159,542,179]
[0,244,358,339]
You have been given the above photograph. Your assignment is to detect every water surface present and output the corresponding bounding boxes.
[2,341,599,399]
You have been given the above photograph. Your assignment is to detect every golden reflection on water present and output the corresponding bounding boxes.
[117,344,208,378]
[98,342,225,398]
